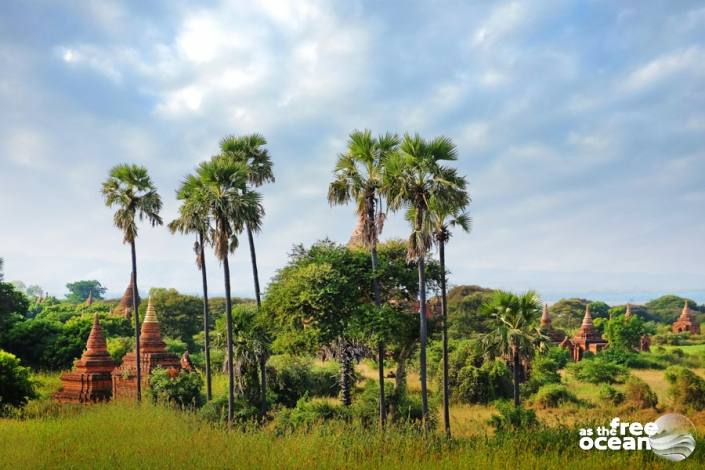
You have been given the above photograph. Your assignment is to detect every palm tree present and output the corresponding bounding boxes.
[481,290,549,406]
[195,156,263,424]
[168,174,214,400]
[101,164,163,402]
[384,134,468,426]
[328,129,399,426]
[219,133,274,308]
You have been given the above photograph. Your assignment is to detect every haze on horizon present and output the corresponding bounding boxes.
[1,1,704,304]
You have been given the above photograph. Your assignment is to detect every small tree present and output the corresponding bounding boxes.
[65,281,107,302]
[0,349,36,411]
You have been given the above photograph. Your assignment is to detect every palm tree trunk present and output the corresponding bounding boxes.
[198,232,212,401]
[418,255,429,427]
[223,255,235,425]
[512,348,521,407]
[440,239,451,438]
[246,225,261,308]
[341,346,353,407]
[130,240,142,402]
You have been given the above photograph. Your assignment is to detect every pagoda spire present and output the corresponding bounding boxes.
[581,304,593,327]
[86,290,94,306]
[540,303,551,328]
[624,303,633,319]
[140,296,167,354]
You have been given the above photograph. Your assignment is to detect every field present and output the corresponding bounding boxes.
[2,365,705,469]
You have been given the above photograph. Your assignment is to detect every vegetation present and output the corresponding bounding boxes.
[0,349,36,411]
[65,280,107,302]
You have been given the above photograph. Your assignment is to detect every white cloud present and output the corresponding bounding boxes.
[622,47,705,92]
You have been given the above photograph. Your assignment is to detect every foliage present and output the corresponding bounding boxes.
[624,377,658,409]
[598,385,626,406]
[522,355,562,397]
[598,348,664,369]
[664,366,705,411]
[446,285,496,336]
[533,384,580,408]
[198,394,260,425]
[107,337,133,363]
[65,280,107,302]
[549,298,609,330]
[545,346,570,369]
[273,397,350,434]
[148,288,203,349]
[603,315,655,351]
[349,380,428,427]
[148,368,204,409]
[267,355,340,407]
[488,401,540,433]
[0,282,29,330]
[0,349,37,411]
[567,357,629,384]
[455,360,513,404]
[646,295,700,323]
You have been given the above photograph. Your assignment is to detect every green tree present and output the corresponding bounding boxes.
[0,282,29,332]
[196,156,263,425]
[65,280,107,302]
[0,349,36,411]
[646,295,699,323]
[447,285,496,336]
[603,315,655,351]
[427,194,470,437]
[169,172,215,400]
[328,129,399,426]
[102,164,163,401]
[481,290,549,406]
[384,133,468,426]
[550,298,609,330]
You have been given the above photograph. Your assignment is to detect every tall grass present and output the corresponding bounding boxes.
[1,402,703,469]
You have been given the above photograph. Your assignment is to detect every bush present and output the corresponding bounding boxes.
[664,366,705,411]
[148,368,204,409]
[624,377,657,409]
[598,385,625,406]
[273,397,350,434]
[522,356,562,397]
[599,348,663,369]
[198,395,260,425]
[567,357,629,384]
[533,384,579,408]
[455,360,513,404]
[350,380,429,427]
[545,346,570,369]
[107,337,133,363]
[163,337,188,356]
[0,350,36,412]
[488,401,539,433]
[268,355,339,407]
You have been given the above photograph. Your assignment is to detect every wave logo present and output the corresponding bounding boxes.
[649,413,697,462]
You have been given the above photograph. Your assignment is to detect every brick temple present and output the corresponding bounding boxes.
[672,301,700,334]
[112,296,180,399]
[539,303,566,344]
[561,305,608,361]
[53,315,116,404]
[112,275,139,318]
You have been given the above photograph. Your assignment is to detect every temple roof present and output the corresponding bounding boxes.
[112,276,139,318]
[85,290,94,306]
[75,315,115,372]
[140,296,167,354]
[624,303,633,319]
[540,303,551,328]
[573,304,606,344]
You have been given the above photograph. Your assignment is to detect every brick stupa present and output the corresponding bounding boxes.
[112,276,139,318]
[540,304,566,344]
[112,296,180,399]
[672,301,700,334]
[53,315,115,403]
[561,305,608,361]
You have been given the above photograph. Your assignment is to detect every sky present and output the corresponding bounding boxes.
[1,0,704,304]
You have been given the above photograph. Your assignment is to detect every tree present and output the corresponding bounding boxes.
[147,289,202,349]
[481,290,549,406]
[603,315,655,351]
[384,133,468,426]
[169,172,215,400]
[102,164,163,402]
[428,199,470,438]
[447,285,496,336]
[0,349,37,411]
[550,298,609,330]
[196,156,263,425]
[328,129,399,426]
[220,134,275,412]
[646,295,699,323]
[65,280,107,302]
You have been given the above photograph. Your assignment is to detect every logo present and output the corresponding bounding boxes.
[579,414,696,461]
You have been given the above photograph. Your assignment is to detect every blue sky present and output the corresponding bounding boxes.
[1,1,704,303]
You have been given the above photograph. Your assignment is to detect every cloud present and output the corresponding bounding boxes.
[622,47,705,92]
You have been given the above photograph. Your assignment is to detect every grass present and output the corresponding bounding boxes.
[2,401,704,469]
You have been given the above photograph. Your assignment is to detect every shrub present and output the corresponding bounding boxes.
[533,384,579,408]
[198,395,259,425]
[268,355,339,407]
[664,366,705,411]
[107,337,132,363]
[599,348,663,369]
[624,377,657,409]
[489,401,539,433]
[148,368,204,409]
[163,337,188,356]
[598,385,625,406]
[567,357,629,384]
[0,350,36,412]
[545,346,570,369]
[273,397,350,434]
[350,380,429,427]
[522,356,562,396]
[455,360,513,404]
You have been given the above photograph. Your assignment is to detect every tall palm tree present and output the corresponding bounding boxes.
[195,156,263,424]
[328,129,399,426]
[168,174,214,400]
[101,164,163,402]
[384,134,468,426]
[419,201,470,437]
[481,290,549,406]
[219,133,274,308]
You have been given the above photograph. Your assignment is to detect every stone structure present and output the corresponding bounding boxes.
[539,303,566,344]
[639,334,651,352]
[85,290,94,306]
[53,315,116,403]
[112,296,180,399]
[672,301,700,334]
[624,303,633,320]
[112,276,139,318]
[347,213,366,248]
[560,305,609,361]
